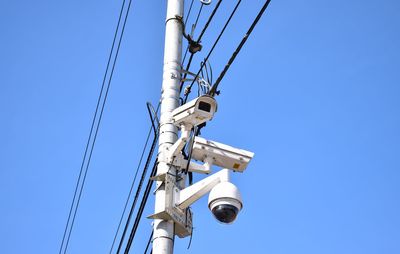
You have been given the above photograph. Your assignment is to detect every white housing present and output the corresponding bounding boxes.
[191,137,254,172]
[208,181,243,224]
[208,182,243,209]
[171,95,217,128]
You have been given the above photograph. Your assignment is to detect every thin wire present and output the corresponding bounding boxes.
[183,0,242,103]
[109,127,151,254]
[180,0,223,93]
[181,2,204,66]
[116,133,159,254]
[192,4,204,34]
[182,0,196,64]
[123,161,159,254]
[146,102,160,130]
[210,0,272,96]
[59,0,128,253]
[182,47,190,66]
[197,0,223,43]
[184,0,195,25]
[187,227,194,249]
[109,103,160,254]
[143,232,153,254]
[64,0,134,249]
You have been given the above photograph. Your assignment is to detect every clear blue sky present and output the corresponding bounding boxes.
[1,0,399,253]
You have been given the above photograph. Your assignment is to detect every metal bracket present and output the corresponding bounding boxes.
[148,174,193,238]
[180,70,211,90]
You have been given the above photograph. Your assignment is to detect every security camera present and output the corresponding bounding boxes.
[208,181,243,224]
[175,169,243,225]
[171,95,217,128]
[191,137,254,172]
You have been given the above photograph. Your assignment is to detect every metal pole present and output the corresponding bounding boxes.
[153,1,184,254]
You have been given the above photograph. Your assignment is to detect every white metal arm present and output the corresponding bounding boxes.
[177,169,229,209]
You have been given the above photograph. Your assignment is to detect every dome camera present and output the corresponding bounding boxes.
[208,181,243,224]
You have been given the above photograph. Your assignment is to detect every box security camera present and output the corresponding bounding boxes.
[191,137,254,172]
[171,95,217,128]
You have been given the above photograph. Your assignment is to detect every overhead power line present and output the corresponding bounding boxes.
[115,104,160,254]
[180,0,223,94]
[59,0,134,253]
[209,0,272,96]
[143,231,153,254]
[108,104,159,254]
[181,1,206,65]
[184,0,195,25]
[123,160,159,254]
[183,0,242,103]
[196,0,223,43]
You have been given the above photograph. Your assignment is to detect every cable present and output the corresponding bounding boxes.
[109,103,160,254]
[115,109,160,254]
[64,0,134,250]
[180,0,223,94]
[146,102,160,131]
[192,3,204,35]
[181,0,196,64]
[209,0,272,96]
[59,0,132,253]
[184,0,195,25]
[196,0,222,43]
[183,0,242,103]
[143,231,153,254]
[109,125,152,254]
[187,226,194,249]
[123,160,159,254]
[181,1,205,68]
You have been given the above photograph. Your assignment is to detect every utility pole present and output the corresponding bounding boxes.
[153,1,184,254]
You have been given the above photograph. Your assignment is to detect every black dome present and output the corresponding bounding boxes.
[211,204,239,224]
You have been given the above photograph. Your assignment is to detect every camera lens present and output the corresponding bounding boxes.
[211,204,239,224]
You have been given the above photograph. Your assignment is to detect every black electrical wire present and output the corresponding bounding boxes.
[180,0,223,93]
[196,0,222,43]
[184,128,196,185]
[109,125,152,254]
[181,1,205,66]
[182,0,196,65]
[183,0,242,103]
[183,125,204,185]
[192,3,204,33]
[109,103,160,254]
[59,0,132,253]
[184,0,195,25]
[115,105,160,254]
[123,160,159,254]
[187,226,194,249]
[146,102,160,130]
[209,0,272,96]
[63,0,134,250]
[143,232,153,254]
[182,2,203,65]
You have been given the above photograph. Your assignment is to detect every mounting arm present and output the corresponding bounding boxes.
[177,168,229,209]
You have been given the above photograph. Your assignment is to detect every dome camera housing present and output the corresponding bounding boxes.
[208,181,243,224]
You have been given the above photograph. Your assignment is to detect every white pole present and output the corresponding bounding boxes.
[153,0,184,254]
